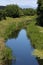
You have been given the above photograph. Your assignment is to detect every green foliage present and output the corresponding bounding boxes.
[27,19,43,50]
[19,8,24,16]
[37,0,43,26]
[0,9,6,20]
[3,47,12,60]
[0,10,2,20]
[0,5,37,20]
[5,5,21,18]
[23,8,36,16]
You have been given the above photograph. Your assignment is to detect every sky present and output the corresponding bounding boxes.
[0,0,38,8]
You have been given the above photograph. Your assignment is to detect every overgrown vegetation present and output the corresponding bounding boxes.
[0,16,31,39]
[0,9,6,20]
[27,19,43,50]
[26,16,43,59]
[3,47,12,60]
[0,47,14,65]
[23,8,36,16]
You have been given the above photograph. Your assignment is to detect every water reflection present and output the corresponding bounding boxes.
[5,29,41,65]
[3,58,43,65]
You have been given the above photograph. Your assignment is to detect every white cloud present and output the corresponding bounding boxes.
[0,0,38,8]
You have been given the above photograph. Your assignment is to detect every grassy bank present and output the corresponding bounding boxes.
[26,17,43,59]
[0,16,43,61]
[0,16,34,39]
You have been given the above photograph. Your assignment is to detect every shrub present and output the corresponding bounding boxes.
[5,5,21,18]
[23,8,36,16]
[0,9,6,20]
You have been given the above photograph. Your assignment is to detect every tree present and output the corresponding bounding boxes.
[23,8,36,16]
[0,9,6,20]
[19,8,24,16]
[37,0,43,26]
[0,10,2,20]
[5,5,21,18]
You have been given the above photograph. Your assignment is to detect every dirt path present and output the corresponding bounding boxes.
[0,37,5,51]
[0,38,5,65]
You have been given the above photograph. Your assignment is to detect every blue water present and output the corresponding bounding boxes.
[6,29,39,65]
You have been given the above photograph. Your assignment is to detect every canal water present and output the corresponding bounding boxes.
[6,29,39,65]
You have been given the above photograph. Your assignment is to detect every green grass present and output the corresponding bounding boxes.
[27,20,43,50]
[0,16,34,39]
[26,18,43,59]
[0,16,43,60]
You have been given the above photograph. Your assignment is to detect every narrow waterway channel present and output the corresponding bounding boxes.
[6,29,39,65]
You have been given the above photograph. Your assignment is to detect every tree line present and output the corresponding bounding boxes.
[0,4,36,20]
[0,2,43,26]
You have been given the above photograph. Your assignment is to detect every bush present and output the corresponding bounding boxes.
[3,47,12,60]
[5,5,21,18]
[0,9,6,20]
[23,8,36,16]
